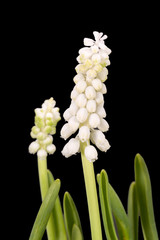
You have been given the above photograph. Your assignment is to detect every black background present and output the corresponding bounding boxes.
[23,3,160,239]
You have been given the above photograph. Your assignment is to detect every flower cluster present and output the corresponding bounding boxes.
[61,31,111,162]
[29,98,61,159]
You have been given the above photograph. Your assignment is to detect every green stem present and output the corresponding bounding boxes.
[80,142,102,240]
[38,157,56,240]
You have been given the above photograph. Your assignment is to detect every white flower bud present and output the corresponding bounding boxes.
[43,135,53,145]
[86,76,93,84]
[37,149,47,160]
[86,69,97,79]
[95,92,104,104]
[52,107,61,121]
[101,83,107,94]
[35,108,45,119]
[99,49,109,59]
[73,73,85,84]
[46,144,56,154]
[29,141,40,154]
[79,47,93,57]
[97,138,110,152]
[93,64,103,73]
[86,100,96,113]
[37,132,47,140]
[76,80,87,93]
[96,103,106,118]
[98,119,109,132]
[61,123,74,140]
[62,138,80,158]
[91,45,99,53]
[106,59,111,66]
[85,145,98,162]
[75,93,87,108]
[63,108,72,121]
[69,101,79,115]
[91,54,101,64]
[42,98,56,110]
[90,130,105,145]
[46,112,53,120]
[75,64,87,74]
[92,78,102,91]
[79,126,90,142]
[89,113,100,128]
[98,67,108,82]
[76,108,88,123]
[90,130,110,152]
[71,87,79,100]
[85,86,96,100]
[68,116,79,132]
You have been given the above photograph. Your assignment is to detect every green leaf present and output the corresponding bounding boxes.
[134,153,159,240]
[63,192,83,240]
[29,179,60,240]
[47,170,67,240]
[97,170,118,240]
[72,224,83,240]
[108,183,131,240]
[127,182,139,240]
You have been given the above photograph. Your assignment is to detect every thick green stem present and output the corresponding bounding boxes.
[38,158,56,240]
[80,142,102,240]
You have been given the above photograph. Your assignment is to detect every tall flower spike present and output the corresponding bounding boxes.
[61,31,111,162]
[29,97,61,159]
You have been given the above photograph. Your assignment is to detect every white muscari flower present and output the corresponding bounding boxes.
[89,113,100,128]
[68,116,80,132]
[71,87,79,100]
[85,145,98,162]
[61,31,111,161]
[69,101,79,115]
[86,69,97,79]
[29,141,40,154]
[74,73,85,84]
[92,78,102,91]
[98,119,109,132]
[75,93,87,108]
[98,67,108,82]
[62,138,80,158]
[85,86,96,100]
[76,108,88,123]
[79,126,90,142]
[46,144,56,154]
[86,100,96,113]
[95,92,104,104]
[60,123,74,140]
[76,80,87,93]
[29,97,60,158]
[37,149,47,160]
[63,108,72,121]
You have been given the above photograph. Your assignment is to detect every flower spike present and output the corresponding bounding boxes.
[61,31,111,162]
[29,97,61,159]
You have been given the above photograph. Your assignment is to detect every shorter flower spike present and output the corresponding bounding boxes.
[61,31,111,162]
[29,98,61,158]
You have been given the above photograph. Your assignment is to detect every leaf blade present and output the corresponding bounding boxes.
[29,179,60,240]
[63,192,83,240]
[47,170,67,240]
[108,183,131,240]
[135,153,159,240]
[97,170,118,240]
[127,182,139,240]
[72,224,83,240]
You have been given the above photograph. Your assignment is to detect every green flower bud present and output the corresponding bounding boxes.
[32,126,40,134]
